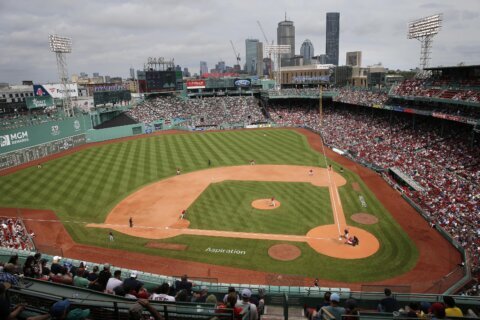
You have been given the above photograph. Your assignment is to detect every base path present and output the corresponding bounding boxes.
[88,164,379,259]
[89,164,345,236]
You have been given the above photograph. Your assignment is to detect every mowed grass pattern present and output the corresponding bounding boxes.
[188,181,332,235]
[0,129,419,281]
[0,130,323,222]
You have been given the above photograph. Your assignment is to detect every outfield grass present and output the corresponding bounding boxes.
[0,129,418,282]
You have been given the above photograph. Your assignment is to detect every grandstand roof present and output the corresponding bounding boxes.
[425,65,480,71]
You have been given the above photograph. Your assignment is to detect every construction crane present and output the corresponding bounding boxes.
[256,20,272,45]
[230,40,241,70]
[257,20,273,79]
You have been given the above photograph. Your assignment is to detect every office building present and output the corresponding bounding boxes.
[129,68,135,80]
[256,42,264,77]
[277,17,295,66]
[200,61,208,76]
[326,12,340,65]
[245,39,260,75]
[300,39,314,65]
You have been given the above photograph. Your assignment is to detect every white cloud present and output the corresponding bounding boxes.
[0,0,479,83]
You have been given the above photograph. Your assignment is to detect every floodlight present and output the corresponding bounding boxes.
[49,34,74,116]
[49,35,72,53]
[407,14,443,77]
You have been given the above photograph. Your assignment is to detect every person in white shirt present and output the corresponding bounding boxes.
[150,283,176,302]
[236,289,258,320]
[106,270,123,294]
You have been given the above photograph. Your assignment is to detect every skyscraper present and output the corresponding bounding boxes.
[200,61,208,76]
[129,67,135,80]
[326,12,340,65]
[300,39,314,65]
[277,17,295,66]
[256,42,264,77]
[245,39,260,75]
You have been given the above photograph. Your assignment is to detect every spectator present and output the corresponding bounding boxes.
[343,299,359,320]
[95,263,112,292]
[192,286,208,303]
[129,299,162,320]
[316,293,345,320]
[175,274,193,296]
[105,270,123,294]
[429,302,446,320]
[378,288,397,312]
[443,296,463,317]
[223,286,238,303]
[23,255,37,278]
[50,256,65,275]
[86,266,99,282]
[123,271,144,293]
[0,282,26,320]
[73,269,90,289]
[7,255,21,275]
[0,263,19,287]
[236,289,258,320]
[150,283,175,302]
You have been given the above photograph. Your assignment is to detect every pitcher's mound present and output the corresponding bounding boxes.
[351,213,379,225]
[268,244,301,261]
[252,199,281,210]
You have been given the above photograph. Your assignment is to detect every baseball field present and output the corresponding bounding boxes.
[0,128,461,289]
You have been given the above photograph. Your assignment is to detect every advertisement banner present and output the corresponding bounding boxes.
[33,84,79,98]
[234,79,251,88]
[0,115,89,154]
[25,96,54,109]
[186,80,206,89]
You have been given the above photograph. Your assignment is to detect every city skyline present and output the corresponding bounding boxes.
[0,0,479,84]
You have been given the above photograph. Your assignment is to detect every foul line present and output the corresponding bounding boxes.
[318,136,342,237]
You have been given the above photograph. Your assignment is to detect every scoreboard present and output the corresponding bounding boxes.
[93,90,131,107]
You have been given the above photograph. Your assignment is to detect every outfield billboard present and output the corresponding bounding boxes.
[25,96,54,109]
[33,84,79,98]
[0,115,90,155]
[186,80,206,89]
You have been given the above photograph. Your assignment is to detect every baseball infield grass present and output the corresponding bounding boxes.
[0,129,418,282]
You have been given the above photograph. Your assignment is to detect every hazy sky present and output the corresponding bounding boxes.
[1,0,479,84]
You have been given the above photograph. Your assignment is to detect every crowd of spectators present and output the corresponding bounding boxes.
[332,88,389,107]
[0,217,35,251]
[126,96,266,127]
[267,88,323,97]
[0,255,266,319]
[317,106,480,274]
[392,79,480,103]
[0,108,65,130]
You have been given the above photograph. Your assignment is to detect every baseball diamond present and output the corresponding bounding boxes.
[0,128,462,291]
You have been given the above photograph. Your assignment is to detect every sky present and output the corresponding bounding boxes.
[0,0,479,84]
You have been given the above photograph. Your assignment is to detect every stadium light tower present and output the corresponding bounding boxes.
[265,44,291,90]
[49,34,74,117]
[408,14,442,78]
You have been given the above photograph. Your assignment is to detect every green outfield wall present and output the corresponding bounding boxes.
[85,123,145,142]
[0,115,91,170]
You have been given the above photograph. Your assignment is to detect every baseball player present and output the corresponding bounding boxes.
[180,209,186,219]
[129,217,133,228]
[109,231,114,242]
[344,227,350,239]
[271,197,276,207]
[309,169,313,176]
